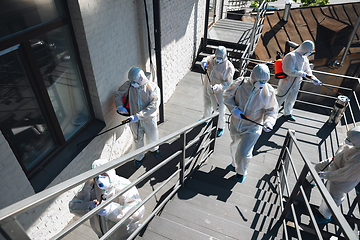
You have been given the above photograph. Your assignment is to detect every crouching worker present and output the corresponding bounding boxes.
[306,126,360,224]
[224,64,278,183]
[69,159,145,239]
[114,67,162,169]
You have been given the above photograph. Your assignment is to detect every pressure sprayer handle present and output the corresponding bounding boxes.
[204,67,220,107]
[76,117,132,146]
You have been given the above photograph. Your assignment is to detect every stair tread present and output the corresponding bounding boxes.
[170,188,283,235]
[184,178,281,219]
[145,216,221,240]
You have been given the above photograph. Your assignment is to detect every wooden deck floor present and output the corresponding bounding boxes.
[63,69,359,239]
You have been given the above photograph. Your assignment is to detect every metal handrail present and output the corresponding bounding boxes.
[275,130,358,239]
[0,112,220,240]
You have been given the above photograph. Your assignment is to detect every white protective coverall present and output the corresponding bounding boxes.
[314,126,360,220]
[114,67,160,161]
[224,64,278,175]
[201,46,235,130]
[69,159,145,239]
[276,40,314,116]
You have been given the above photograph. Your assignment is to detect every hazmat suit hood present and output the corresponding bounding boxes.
[215,46,228,62]
[249,64,270,85]
[295,40,314,56]
[128,67,149,87]
[346,126,360,148]
[92,159,117,189]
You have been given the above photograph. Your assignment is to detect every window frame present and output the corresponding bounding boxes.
[0,1,95,179]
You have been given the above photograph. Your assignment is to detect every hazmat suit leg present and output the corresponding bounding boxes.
[202,86,213,119]
[202,87,225,129]
[216,91,226,129]
[318,181,346,219]
[144,116,159,152]
[130,122,146,161]
[276,83,300,116]
[230,123,261,175]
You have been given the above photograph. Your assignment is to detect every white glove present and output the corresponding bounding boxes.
[130,115,139,123]
[98,205,110,216]
[201,61,208,71]
[211,84,221,91]
[312,77,322,85]
[300,71,307,78]
[117,106,128,114]
[263,122,273,132]
[232,108,245,120]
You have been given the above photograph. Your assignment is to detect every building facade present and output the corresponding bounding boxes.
[0,0,225,238]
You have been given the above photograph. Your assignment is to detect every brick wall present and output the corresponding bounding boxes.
[0,0,221,239]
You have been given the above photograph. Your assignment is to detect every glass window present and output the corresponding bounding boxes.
[208,0,216,27]
[32,26,91,139]
[0,47,55,171]
[0,0,64,39]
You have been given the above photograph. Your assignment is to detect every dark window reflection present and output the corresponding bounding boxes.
[0,48,54,171]
[0,0,64,39]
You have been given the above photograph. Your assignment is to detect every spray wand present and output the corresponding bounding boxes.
[77,117,132,146]
[204,67,220,107]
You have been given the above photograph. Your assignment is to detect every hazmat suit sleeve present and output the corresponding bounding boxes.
[223,77,244,112]
[114,81,131,109]
[136,82,160,120]
[219,61,235,91]
[322,148,360,182]
[282,52,305,77]
[69,180,94,216]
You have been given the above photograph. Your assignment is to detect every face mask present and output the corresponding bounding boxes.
[131,82,140,88]
[304,52,312,57]
[96,175,111,190]
[216,57,223,64]
[254,81,266,90]
[345,138,354,146]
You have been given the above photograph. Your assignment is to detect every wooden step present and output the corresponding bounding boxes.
[173,187,283,235]
[141,216,221,240]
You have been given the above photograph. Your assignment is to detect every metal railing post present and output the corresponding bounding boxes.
[209,113,219,152]
[280,166,308,220]
[0,218,31,240]
[180,132,186,187]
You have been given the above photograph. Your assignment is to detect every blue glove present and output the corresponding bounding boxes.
[130,115,139,123]
[98,205,110,216]
[312,77,322,85]
[263,122,273,132]
[318,171,327,179]
[232,108,244,120]
[211,84,221,91]
[201,61,208,71]
[89,200,98,210]
[117,106,128,114]
[300,71,307,78]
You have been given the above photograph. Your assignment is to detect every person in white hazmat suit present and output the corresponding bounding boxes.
[114,67,161,169]
[276,40,321,122]
[69,159,145,239]
[201,45,235,137]
[224,64,278,183]
[306,126,360,224]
